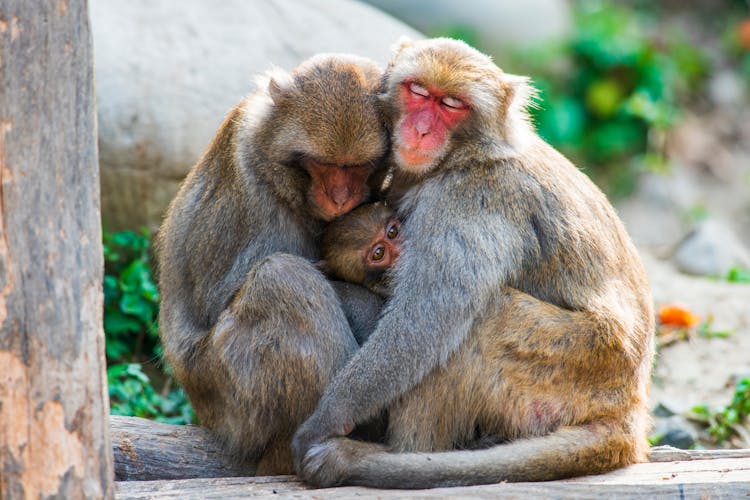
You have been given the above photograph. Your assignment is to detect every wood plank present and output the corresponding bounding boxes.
[649,446,750,462]
[116,457,750,499]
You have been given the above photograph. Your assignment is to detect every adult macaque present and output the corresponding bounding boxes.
[156,54,388,474]
[292,38,654,488]
[319,202,402,297]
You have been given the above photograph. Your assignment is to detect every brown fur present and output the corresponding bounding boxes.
[291,38,654,488]
[155,54,387,474]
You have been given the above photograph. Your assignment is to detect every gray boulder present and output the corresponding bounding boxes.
[91,0,421,230]
[674,219,750,277]
[363,0,571,49]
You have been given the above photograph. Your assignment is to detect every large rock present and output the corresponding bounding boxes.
[91,0,421,231]
[363,0,571,49]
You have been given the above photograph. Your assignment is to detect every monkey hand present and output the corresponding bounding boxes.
[291,408,358,485]
[292,433,387,487]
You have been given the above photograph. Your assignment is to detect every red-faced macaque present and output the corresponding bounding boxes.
[319,202,402,297]
[156,54,388,474]
[292,38,654,489]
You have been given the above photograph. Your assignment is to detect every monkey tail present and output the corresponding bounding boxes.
[344,423,638,489]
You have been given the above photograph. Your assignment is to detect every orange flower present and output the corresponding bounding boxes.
[739,19,750,51]
[658,304,700,328]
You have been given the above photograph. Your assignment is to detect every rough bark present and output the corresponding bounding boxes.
[0,0,113,498]
[111,416,254,481]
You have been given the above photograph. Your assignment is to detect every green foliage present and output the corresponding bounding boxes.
[505,2,708,195]
[727,266,750,283]
[103,230,160,361]
[692,378,750,443]
[103,230,194,424]
[108,363,195,424]
[697,319,733,340]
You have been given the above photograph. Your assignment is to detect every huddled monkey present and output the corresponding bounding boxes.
[155,54,389,474]
[319,202,402,298]
[291,38,654,489]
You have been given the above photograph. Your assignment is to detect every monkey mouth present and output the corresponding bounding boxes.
[397,146,433,167]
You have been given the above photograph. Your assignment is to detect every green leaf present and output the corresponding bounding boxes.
[104,309,143,335]
[586,78,624,117]
[727,267,750,283]
[120,293,154,324]
[536,96,586,146]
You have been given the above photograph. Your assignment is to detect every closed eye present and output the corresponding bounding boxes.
[442,96,466,109]
[409,82,430,98]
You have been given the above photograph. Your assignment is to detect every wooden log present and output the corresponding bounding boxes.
[112,416,750,485]
[0,0,113,498]
[111,415,254,481]
[115,456,750,499]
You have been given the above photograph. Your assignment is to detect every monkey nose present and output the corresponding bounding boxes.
[415,122,430,137]
[330,186,351,208]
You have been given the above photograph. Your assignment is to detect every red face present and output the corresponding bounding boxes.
[395,81,470,173]
[365,217,402,272]
[305,161,372,221]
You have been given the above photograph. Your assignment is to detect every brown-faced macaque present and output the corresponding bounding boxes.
[319,202,402,298]
[155,54,388,475]
[291,38,654,488]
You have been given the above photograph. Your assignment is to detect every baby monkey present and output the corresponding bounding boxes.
[319,202,402,297]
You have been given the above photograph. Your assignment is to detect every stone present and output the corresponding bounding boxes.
[657,427,696,450]
[674,219,750,277]
[708,70,746,108]
[363,0,571,49]
[615,169,697,251]
[91,0,421,230]
[651,415,698,450]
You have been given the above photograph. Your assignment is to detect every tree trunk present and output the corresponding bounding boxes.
[0,0,113,498]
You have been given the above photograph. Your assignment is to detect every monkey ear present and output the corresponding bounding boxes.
[502,74,536,115]
[493,73,536,157]
[265,67,294,105]
[390,36,414,56]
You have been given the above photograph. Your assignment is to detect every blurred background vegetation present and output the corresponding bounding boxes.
[104,230,194,424]
[438,0,748,196]
[104,0,750,440]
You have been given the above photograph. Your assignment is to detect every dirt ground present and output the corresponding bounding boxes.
[644,251,750,415]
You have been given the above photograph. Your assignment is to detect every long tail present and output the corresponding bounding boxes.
[346,424,636,489]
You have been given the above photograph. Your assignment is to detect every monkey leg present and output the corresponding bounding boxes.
[319,286,650,487]
[209,253,359,473]
[386,329,490,452]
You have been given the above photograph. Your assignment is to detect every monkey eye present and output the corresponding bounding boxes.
[409,82,430,98]
[442,96,466,110]
[386,223,399,239]
[371,245,385,261]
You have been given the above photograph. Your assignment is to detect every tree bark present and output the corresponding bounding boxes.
[0,0,113,498]
[111,416,255,481]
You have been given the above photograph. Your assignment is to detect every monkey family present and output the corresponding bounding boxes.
[156,38,653,488]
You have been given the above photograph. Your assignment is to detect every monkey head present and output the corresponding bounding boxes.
[319,202,402,290]
[255,54,389,221]
[381,38,535,176]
